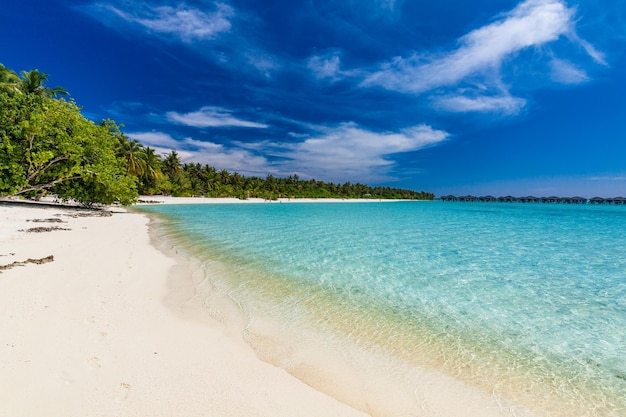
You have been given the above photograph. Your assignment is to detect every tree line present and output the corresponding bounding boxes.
[0,64,433,205]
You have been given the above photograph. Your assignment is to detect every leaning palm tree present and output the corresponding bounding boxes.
[18,69,68,97]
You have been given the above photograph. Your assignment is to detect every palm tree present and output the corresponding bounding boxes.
[219,169,231,185]
[201,165,217,192]
[163,150,183,182]
[18,69,68,97]
[142,147,163,181]
[117,139,146,177]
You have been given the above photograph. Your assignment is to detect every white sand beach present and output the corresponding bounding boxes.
[0,201,369,417]
[0,198,537,417]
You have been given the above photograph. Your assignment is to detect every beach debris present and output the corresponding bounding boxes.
[62,210,112,218]
[19,226,71,233]
[0,255,54,272]
[27,218,65,223]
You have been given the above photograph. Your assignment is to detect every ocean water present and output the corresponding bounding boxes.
[139,201,626,416]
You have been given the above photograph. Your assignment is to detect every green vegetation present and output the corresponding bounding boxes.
[0,64,433,205]
[0,64,136,205]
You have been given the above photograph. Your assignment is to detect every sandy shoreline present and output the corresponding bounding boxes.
[0,198,538,417]
[136,195,417,205]
[0,201,368,417]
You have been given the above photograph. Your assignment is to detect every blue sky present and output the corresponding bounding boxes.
[2,0,625,197]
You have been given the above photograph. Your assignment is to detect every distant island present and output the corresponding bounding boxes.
[439,195,626,205]
[0,64,433,206]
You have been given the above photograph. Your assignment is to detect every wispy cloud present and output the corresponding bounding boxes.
[127,131,181,149]
[361,0,604,114]
[91,2,233,42]
[570,34,607,66]
[274,123,449,182]
[434,94,527,115]
[308,51,343,80]
[129,122,448,182]
[245,52,279,78]
[363,0,575,92]
[588,175,626,182]
[181,138,271,174]
[549,58,589,84]
[166,106,268,128]
[127,131,271,175]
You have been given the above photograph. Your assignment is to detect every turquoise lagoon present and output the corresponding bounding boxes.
[139,201,626,416]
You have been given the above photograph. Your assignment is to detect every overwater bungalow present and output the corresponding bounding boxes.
[440,195,458,202]
[479,195,497,202]
[459,195,478,202]
[542,196,562,203]
[440,195,622,205]
[613,197,626,205]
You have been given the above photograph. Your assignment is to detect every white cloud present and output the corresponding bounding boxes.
[166,106,268,128]
[245,52,279,78]
[128,131,272,175]
[126,131,196,162]
[363,0,575,93]
[184,141,271,174]
[307,50,361,82]
[276,123,449,182]
[434,94,527,115]
[588,176,626,182]
[549,58,589,84]
[100,2,233,42]
[127,131,180,149]
[128,122,448,183]
[570,34,608,66]
[361,0,604,114]
[308,53,342,80]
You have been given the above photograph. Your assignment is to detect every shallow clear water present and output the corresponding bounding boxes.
[140,201,626,416]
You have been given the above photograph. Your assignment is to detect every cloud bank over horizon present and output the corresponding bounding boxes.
[128,122,448,183]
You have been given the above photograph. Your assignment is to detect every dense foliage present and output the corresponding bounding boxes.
[0,65,136,205]
[0,64,433,205]
[157,164,434,200]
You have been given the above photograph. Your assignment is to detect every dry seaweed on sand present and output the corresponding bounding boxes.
[19,226,71,233]
[0,255,54,272]
[27,218,65,223]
